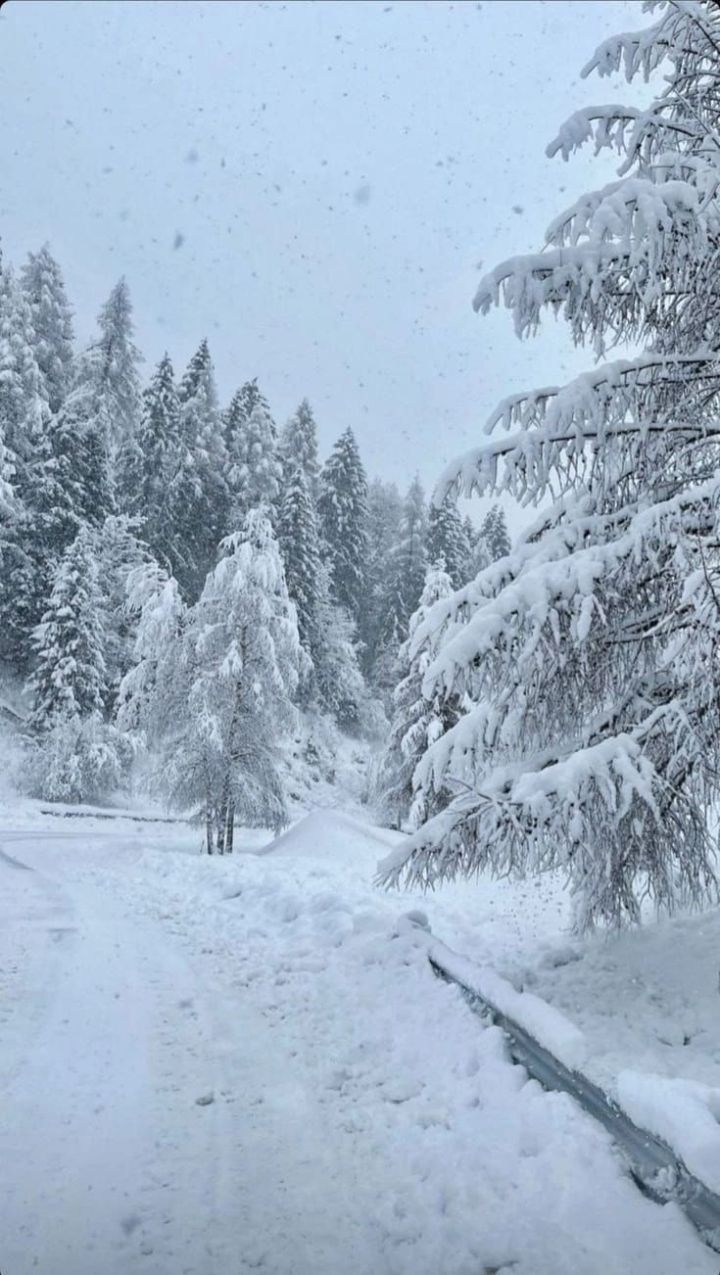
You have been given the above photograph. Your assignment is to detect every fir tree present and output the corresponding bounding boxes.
[228,399,282,523]
[0,265,48,468]
[277,463,321,655]
[0,266,61,670]
[92,277,142,462]
[372,476,428,698]
[118,353,180,566]
[376,561,455,829]
[317,427,368,627]
[52,345,115,533]
[29,525,107,730]
[481,504,511,561]
[95,514,151,712]
[20,244,75,414]
[427,494,471,589]
[311,563,381,737]
[359,479,403,679]
[171,339,229,597]
[279,399,320,496]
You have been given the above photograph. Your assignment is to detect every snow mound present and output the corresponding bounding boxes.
[260,808,404,862]
[430,940,588,1072]
[618,1071,720,1196]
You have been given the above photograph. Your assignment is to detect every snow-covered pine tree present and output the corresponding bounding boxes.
[481,504,511,562]
[173,339,229,595]
[52,345,115,533]
[0,418,21,619]
[426,493,471,589]
[464,514,489,578]
[382,0,720,927]
[29,524,107,730]
[0,263,62,671]
[317,427,368,628]
[20,244,75,414]
[277,462,321,657]
[372,476,428,697]
[116,561,186,740]
[312,562,383,736]
[92,277,142,465]
[376,560,456,829]
[0,264,49,473]
[228,398,282,524]
[279,399,321,497]
[94,514,151,712]
[26,525,134,801]
[170,509,302,852]
[117,352,180,568]
[359,478,403,679]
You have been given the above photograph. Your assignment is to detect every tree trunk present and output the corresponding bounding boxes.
[216,774,231,854]
[225,798,236,854]
[205,804,215,855]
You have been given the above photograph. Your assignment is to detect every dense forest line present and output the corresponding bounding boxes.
[0,247,509,845]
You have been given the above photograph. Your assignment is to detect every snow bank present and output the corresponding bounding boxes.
[428,939,588,1072]
[618,1071,720,1196]
[261,807,404,860]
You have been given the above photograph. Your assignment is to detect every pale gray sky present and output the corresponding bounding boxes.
[1,0,641,511]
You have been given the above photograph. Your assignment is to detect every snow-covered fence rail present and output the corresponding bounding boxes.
[37,806,188,825]
[428,942,720,1256]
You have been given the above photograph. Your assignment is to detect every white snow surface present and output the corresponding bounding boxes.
[0,797,716,1274]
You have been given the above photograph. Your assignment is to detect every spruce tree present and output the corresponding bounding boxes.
[0,265,49,469]
[279,399,320,496]
[481,504,511,561]
[95,514,151,712]
[29,525,107,730]
[359,479,403,679]
[119,353,181,567]
[377,561,456,829]
[52,346,115,533]
[171,339,229,596]
[427,494,471,589]
[277,463,321,655]
[311,563,380,736]
[92,277,142,462]
[20,244,75,414]
[373,476,428,696]
[317,427,368,628]
[0,265,60,671]
[228,399,282,523]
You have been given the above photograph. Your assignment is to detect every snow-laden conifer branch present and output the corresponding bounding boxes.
[384,0,720,924]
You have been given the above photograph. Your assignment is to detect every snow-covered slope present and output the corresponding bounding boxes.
[0,801,715,1274]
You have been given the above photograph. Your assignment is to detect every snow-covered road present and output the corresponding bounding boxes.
[0,808,716,1274]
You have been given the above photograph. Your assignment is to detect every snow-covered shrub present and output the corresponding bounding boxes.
[24,713,135,804]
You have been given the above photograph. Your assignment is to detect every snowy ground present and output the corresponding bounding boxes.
[0,797,717,1274]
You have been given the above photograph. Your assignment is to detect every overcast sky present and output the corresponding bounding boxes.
[1,0,641,514]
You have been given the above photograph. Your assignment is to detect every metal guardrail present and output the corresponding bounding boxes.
[429,948,720,1256]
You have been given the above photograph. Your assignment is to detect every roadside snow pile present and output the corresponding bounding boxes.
[618,1072,720,1197]
[261,807,402,859]
[428,941,588,1071]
